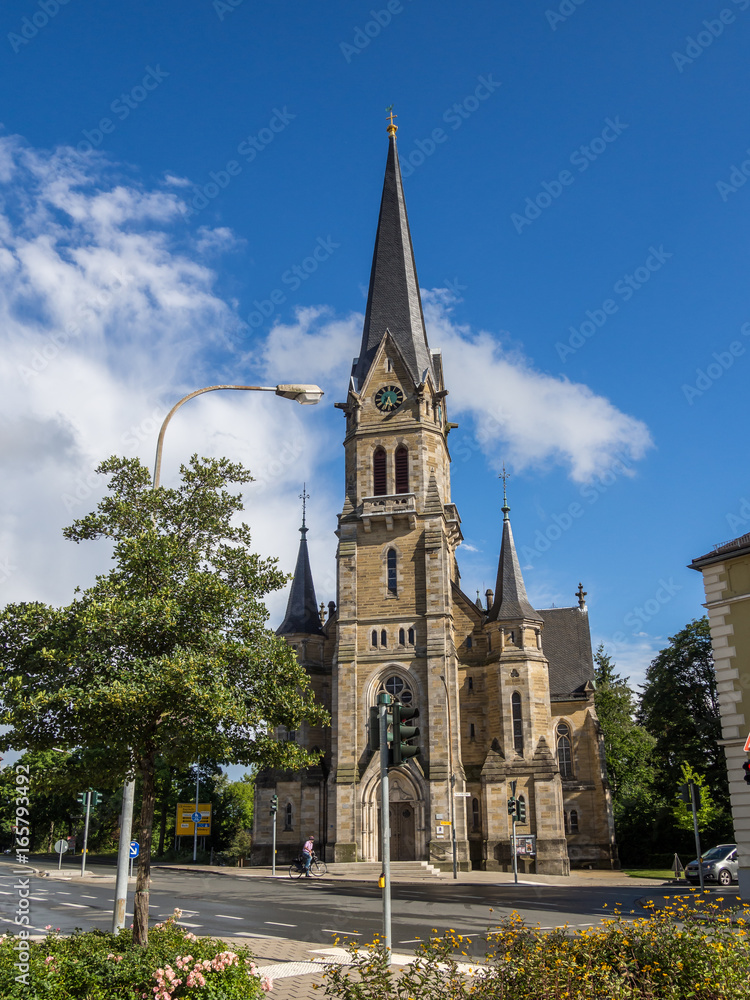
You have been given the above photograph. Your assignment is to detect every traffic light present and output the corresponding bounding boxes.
[515,798,527,824]
[270,794,278,814]
[680,782,701,810]
[389,703,420,767]
[76,792,86,809]
[369,706,380,752]
[743,761,750,785]
[507,797,516,816]
[91,791,102,807]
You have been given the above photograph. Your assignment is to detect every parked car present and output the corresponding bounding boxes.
[684,844,738,886]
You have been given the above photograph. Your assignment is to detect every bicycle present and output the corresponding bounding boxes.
[289,851,327,878]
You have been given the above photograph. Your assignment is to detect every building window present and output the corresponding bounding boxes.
[569,809,579,833]
[557,723,573,779]
[380,629,388,647]
[472,797,480,831]
[467,676,474,692]
[408,627,415,645]
[564,811,569,834]
[287,730,297,742]
[371,630,378,648]
[386,357,393,372]
[381,674,413,705]
[511,692,524,755]
[387,548,397,595]
[373,448,387,496]
[284,803,293,831]
[469,723,476,740]
[395,446,409,494]
[399,628,405,646]
[466,635,473,650]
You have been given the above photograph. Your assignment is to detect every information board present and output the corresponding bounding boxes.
[176,802,212,836]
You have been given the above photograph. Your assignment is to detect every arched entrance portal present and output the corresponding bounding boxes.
[364,767,425,862]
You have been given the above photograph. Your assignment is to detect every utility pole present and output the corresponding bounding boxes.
[687,781,704,890]
[112,780,135,933]
[509,780,518,885]
[439,675,458,880]
[270,794,278,876]
[193,758,200,863]
[80,791,92,877]
[378,692,392,964]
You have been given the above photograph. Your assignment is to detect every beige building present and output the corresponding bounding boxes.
[690,534,750,896]
[253,125,617,873]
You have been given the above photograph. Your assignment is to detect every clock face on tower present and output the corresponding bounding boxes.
[374,385,404,412]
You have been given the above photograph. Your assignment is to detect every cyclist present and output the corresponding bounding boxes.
[302,835,314,878]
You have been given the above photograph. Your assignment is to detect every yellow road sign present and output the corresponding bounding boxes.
[176,802,212,836]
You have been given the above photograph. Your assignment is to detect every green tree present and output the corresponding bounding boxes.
[671,762,723,835]
[637,619,727,801]
[0,455,327,946]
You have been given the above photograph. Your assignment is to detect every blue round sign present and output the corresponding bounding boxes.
[129,841,139,858]
[191,811,202,823]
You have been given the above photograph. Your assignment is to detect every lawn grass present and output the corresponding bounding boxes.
[623,868,680,880]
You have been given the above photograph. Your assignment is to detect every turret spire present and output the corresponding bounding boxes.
[277,487,325,636]
[352,118,434,390]
[487,480,542,624]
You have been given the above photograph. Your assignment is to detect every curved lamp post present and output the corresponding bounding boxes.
[112,381,324,933]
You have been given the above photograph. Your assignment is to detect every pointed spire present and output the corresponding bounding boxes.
[352,117,434,390]
[487,478,543,624]
[277,486,325,636]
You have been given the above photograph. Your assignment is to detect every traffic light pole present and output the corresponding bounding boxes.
[272,802,277,877]
[509,780,518,885]
[80,791,92,877]
[378,694,392,964]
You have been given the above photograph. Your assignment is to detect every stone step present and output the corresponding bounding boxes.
[324,861,443,878]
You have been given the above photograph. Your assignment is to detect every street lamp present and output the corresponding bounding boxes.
[111,380,324,934]
[440,674,458,880]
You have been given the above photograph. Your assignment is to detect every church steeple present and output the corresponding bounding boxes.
[277,486,325,636]
[487,482,543,624]
[352,116,434,390]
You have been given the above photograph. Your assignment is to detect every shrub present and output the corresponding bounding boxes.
[0,909,272,999]
[322,892,750,999]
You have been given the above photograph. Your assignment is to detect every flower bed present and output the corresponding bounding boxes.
[322,892,750,999]
[0,910,272,999]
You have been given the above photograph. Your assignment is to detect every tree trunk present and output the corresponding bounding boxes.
[133,747,156,947]
[157,766,172,857]
[47,820,55,853]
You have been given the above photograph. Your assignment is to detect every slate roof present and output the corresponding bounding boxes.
[487,517,543,623]
[690,532,750,569]
[276,525,324,636]
[539,606,595,700]
[352,133,434,390]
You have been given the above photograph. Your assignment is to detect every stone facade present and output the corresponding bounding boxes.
[690,534,750,897]
[252,129,617,873]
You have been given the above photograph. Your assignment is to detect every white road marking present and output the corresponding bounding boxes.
[81,895,98,899]
[322,929,361,936]
[215,914,243,920]
[265,920,297,927]
[57,902,88,908]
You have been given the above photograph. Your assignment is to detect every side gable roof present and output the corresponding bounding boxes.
[538,606,595,700]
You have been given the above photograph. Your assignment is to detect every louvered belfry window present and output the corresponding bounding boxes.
[511,692,524,754]
[395,446,409,494]
[373,448,387,495]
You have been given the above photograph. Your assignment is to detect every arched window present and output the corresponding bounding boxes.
[284,803,293,831]
[387,549,397,595]
[557,723,573,779]
[511,693,524,754]
[371,630,378,648]
[472,797,480,831]
[395,446,409,494]
[373,448,387,496]
[381,674,413,705]
[569,809,579,833]
[399,628,405,646]
[380,629,387,647]
[408,627,415,645]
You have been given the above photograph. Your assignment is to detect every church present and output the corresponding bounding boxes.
[252,119,618,873]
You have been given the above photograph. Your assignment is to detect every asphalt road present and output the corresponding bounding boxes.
[0,861,695,955]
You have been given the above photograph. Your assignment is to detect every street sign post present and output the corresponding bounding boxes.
[80,791,92,878]
[54,839,68,870]
[129,841,139,878]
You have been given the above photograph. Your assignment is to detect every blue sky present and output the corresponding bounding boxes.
[1,0,749,694]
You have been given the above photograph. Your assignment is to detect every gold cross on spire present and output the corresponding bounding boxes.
[386,105,398,136]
